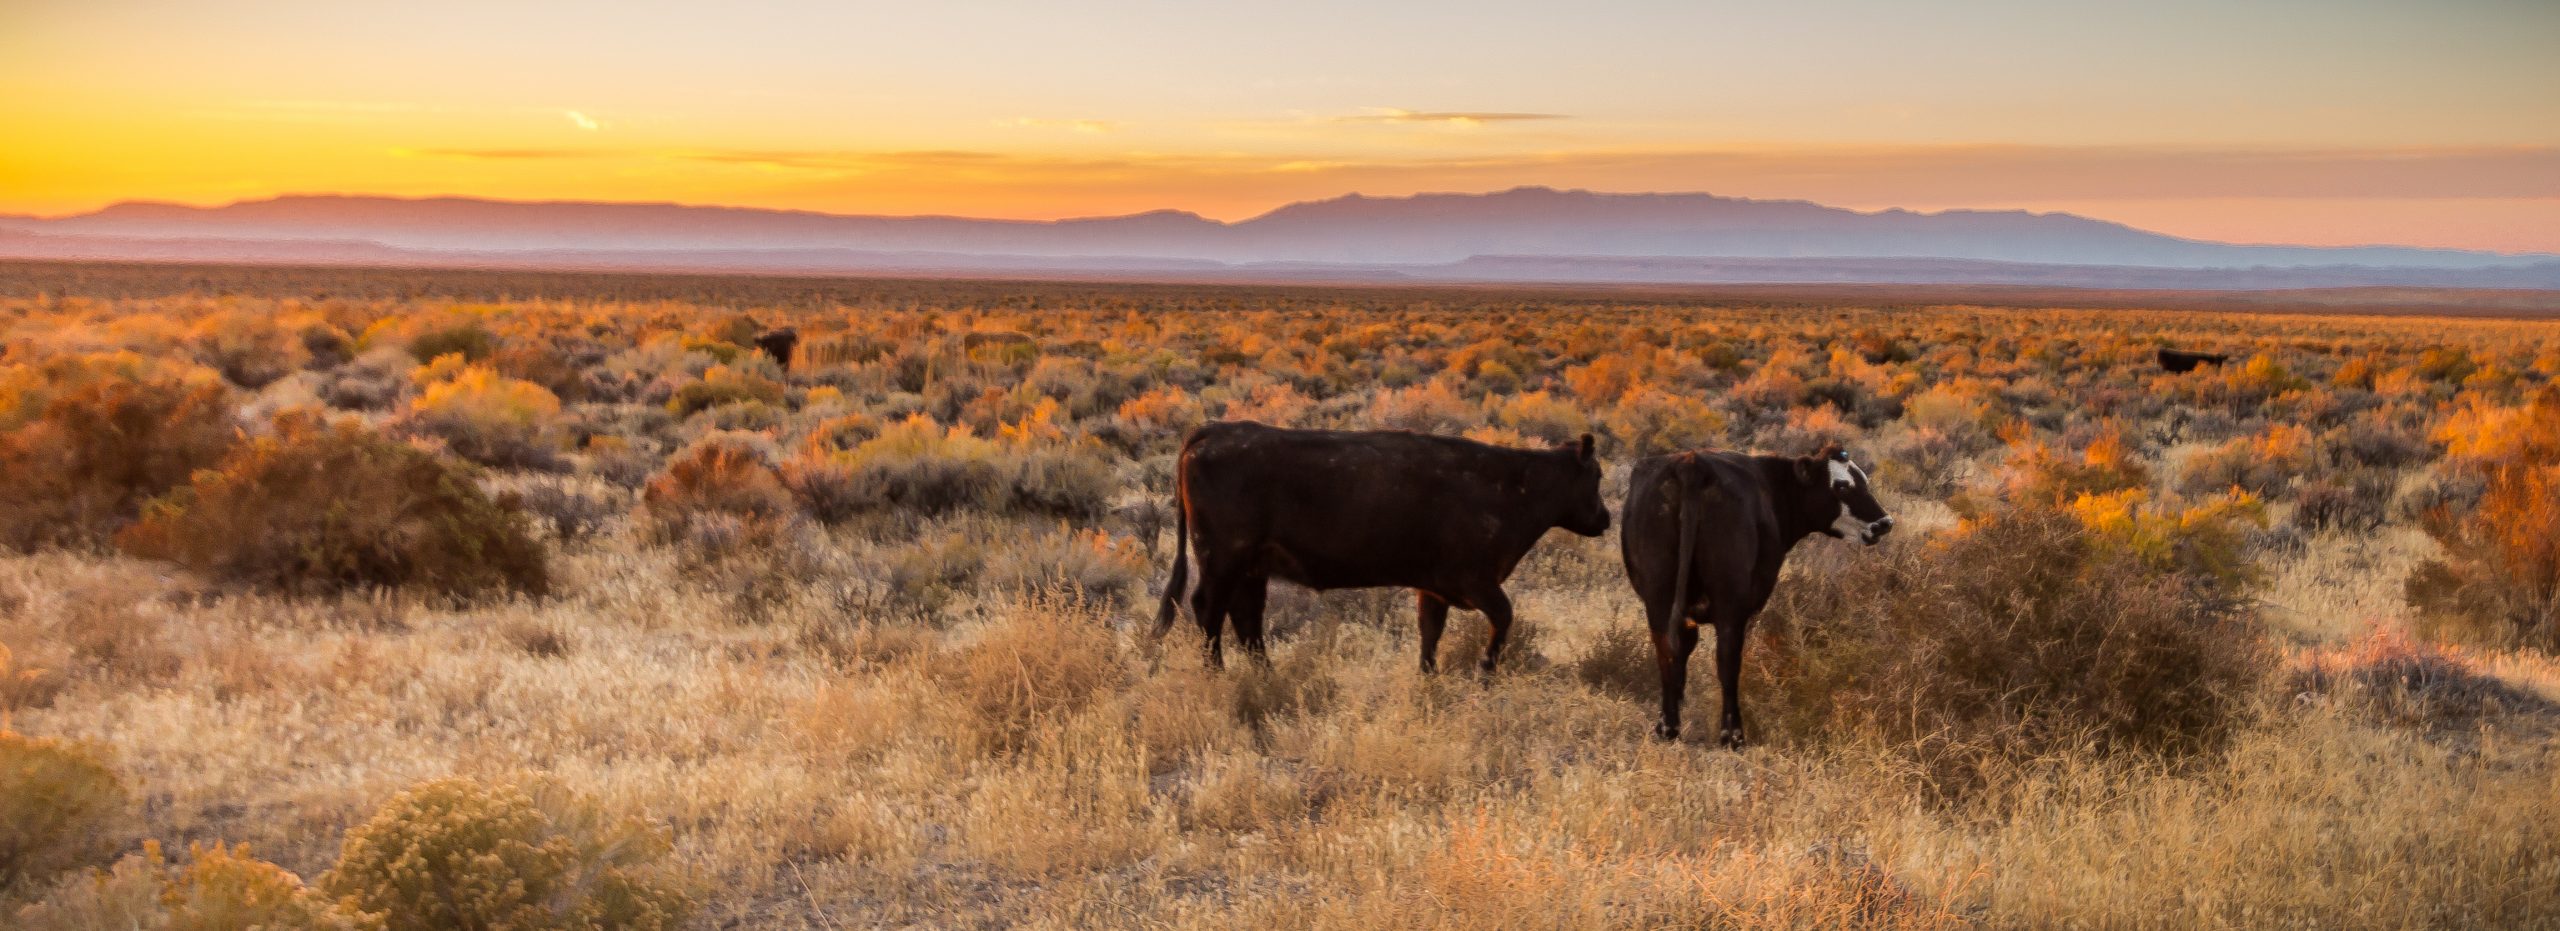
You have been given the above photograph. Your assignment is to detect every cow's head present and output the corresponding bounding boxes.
[1794,443,1893,545]
[1555,433,1611,537]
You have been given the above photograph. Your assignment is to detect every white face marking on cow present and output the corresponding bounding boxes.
[1830,508,1872,539]
[1827,459,1856,489]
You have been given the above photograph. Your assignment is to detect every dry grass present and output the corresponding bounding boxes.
[2,268,2556,928]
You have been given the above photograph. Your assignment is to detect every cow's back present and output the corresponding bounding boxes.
[1620,451,1782,616]
[1180,422,1549,590]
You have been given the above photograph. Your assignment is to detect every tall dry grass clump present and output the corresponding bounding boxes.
[0,355,237,550]
[928,596,1133,754]
[116,413,549,597]
[1755,504,2268,796]
[321,776,690,931]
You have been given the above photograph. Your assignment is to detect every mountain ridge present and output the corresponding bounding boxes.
[2,187,2551,285]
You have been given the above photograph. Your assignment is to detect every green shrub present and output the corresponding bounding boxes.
[1,731,129,896]
[322,776,690,931]
[117,414,549,598]
[0,356,237,551]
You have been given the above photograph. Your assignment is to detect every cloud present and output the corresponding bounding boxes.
[564,110,601,131]
[1337,108,1569,126]
[1006,117,1118,134]
[400,148,608,161]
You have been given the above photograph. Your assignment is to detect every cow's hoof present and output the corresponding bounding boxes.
[1718,727,1747,750]
[1653,722,1681,742]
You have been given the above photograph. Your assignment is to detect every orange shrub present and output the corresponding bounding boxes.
[1114,386,1203,439]
[118,414,549,597]
[1998,428,2151,506]
[399,365,564,469]
[187,310,312,388]
[1493,390,1591,444]
[1561,354,1637,403]
[665,364,784,417]
[2409,387,2560,648]
[1604,387,1726,456]
[0,355,238,550]
[15,841,380,931]
[641,435,797,545]
[2176,423,2315,499]
[1369,379,1477,434]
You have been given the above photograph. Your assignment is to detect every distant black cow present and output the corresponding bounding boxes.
[752,328,800,371]
[1619,444,1892,747]
[1153,422,1611,672]
[2157,348,2229,373]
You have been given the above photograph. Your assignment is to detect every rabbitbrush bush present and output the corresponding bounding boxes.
[399,363,565,469]
[1,731,129,896]
[2409,386,2560,649]
[0,354,237,551]
[117,413,549,598]
[14,841,380,931]
[322,776,690,931]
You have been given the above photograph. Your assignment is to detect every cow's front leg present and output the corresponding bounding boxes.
[1415,591,1450,674]
[1473,587,1515,675]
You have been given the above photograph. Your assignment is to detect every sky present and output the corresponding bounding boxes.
[3,0,2556,252]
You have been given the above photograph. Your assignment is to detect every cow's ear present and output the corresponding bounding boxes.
[1794,456,1821,484]
[1577,433,1596,461]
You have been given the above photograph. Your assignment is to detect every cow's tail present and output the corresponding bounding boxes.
[1668,461,1704,632]
[1151,463,1192,641]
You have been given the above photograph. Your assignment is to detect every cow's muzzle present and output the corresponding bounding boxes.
[1860,516,1895,546]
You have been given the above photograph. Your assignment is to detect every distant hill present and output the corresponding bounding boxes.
[2,187,2553,288]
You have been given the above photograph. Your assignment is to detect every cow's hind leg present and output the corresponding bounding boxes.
[1472,586,1516,676]
[1229,574,1272,666]
[1189,567,1235,670]
[1651,605,1702,741]
[1415,591,1450,674]
[1711,608,1753,749]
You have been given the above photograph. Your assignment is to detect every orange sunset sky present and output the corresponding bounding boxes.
[4,0,2555,252]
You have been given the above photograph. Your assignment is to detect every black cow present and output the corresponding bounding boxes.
[1619,444,1892,747]
[2157,348,2229,373]
[1153,422,1611,672]
[753,328,800,371]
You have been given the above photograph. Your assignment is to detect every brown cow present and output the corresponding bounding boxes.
[1619,444,1892,747]
[1152,422,1611,672]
